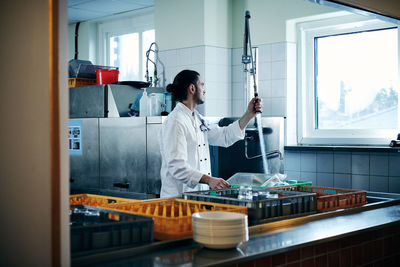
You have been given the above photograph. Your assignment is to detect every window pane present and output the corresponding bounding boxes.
[315,28,398,130]
[110,33,139,81]
[142,29,155,82]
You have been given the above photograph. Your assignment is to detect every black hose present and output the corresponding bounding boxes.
[74,22,81,60]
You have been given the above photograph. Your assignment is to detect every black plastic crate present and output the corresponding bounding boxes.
[183,188,317,225]
[70,205,153,255]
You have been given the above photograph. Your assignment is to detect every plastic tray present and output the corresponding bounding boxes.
[70,194,140,209]
[273,185,367,212]
[69,61,118,79]
[98,198,248,241]
[230,180,312,189]
[70,205,153,255]
[183,188,316,225]
[68,78,97,88]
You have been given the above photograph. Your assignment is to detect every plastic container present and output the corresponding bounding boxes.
[68,59,96,78]
[68,78,97,88]
[184,188,316,225]
[70,205,153,254]
[96,69,119,84]
[273,185,367,212]
[139,89,150,117]
[164,92,172,114]
[70,194,140,209]
[227,172,290,188]
[286,180,313,186]
[230,180,312,189]
[149,93,164,116]
[97,198,248,240]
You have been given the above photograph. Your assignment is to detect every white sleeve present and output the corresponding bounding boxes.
[161,119,203,188]
[207,119,245,147]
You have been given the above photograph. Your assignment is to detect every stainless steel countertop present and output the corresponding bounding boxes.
[72,195,400,267]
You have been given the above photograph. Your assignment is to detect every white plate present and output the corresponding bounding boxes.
[194,232,248,244]
[194,229,248,238]
[192,220,247,230]
[192,219,247,227]
[197,242,240,249]
[193,233,248,249]
[193,224,248,237]
[192,211,247,226]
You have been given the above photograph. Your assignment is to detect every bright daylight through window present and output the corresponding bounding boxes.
[109,29,155,81]
[315,28,398,130]
[298,14,400,145]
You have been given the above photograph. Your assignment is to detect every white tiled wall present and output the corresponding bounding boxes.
[157,42,295,120]
[231,48,246,116]
[204,46,232,117]
[157,46,231,117]
[231,42,293,118]
[284,150,400,193]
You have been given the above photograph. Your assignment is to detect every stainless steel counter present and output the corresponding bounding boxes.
[72,194,400,267]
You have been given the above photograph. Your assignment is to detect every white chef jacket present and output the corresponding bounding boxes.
[159,102,245,198]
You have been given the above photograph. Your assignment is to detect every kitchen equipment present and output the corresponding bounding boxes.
[144,42,166,87]
[214,117,284,179]
[69,84,165,118]
[389,133,400,147]
[69,115,166,197]
[389,140,400,147]
[184,188,316,225]
[112,81,151,88]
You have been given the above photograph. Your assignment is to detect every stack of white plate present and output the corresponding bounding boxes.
[192,211,249,249]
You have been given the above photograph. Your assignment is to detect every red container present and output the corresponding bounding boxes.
[96,69,119,84]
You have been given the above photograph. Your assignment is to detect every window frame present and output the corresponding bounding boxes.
[97,8,154,81]
[297,13,400,145]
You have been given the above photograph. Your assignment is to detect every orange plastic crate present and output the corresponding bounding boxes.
[98,198,248,241]
[68,78,97,87]
[69,194,140,209]
[274,185,367,212]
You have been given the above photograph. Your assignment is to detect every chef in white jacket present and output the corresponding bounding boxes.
[159,70,262,198]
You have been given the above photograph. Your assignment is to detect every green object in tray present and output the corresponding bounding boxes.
[230,180,312,189]
[286,180,312,186]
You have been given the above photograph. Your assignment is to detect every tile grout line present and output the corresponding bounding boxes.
[368,152,371,191]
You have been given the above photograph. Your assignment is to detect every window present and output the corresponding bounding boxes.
[109,29,155,81]
[98,9,154,81]
[110,33,139,81]
[298,14,399,145]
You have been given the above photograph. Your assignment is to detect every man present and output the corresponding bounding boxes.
[159,69,262,198]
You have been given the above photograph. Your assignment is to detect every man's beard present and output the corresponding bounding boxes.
[193,87,204,105]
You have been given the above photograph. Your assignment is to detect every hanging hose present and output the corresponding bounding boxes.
[145,42,159,86]
[74,22,80,60]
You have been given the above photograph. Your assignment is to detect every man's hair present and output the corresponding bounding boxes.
[166,70,199,102]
